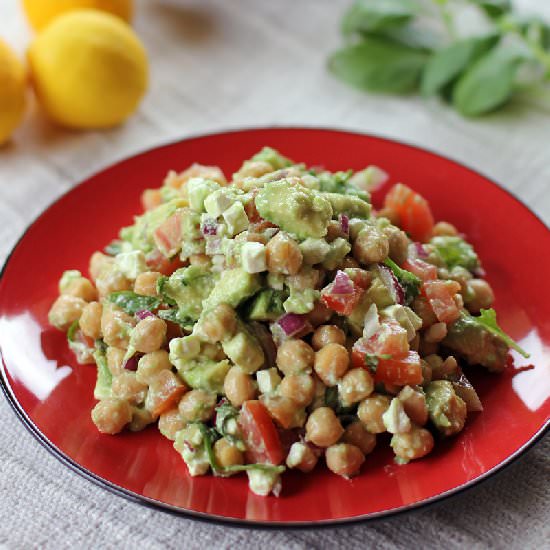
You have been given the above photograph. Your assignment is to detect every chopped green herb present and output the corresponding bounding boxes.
[107,291,162,315]
[383,257,421,304]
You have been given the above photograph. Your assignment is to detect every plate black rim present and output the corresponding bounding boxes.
[1,126,549,529]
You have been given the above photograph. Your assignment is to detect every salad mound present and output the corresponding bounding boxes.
[48,147,527,497]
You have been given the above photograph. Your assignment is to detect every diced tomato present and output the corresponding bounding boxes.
[422,279,461,323]
[153,212,183,258]
[351,321,409,369]
[403,258,438,282]
[375,350,423,386]
[149,372,188,417]
[239,400,284,465]
[145,248,185,276]
[141,189,162,212]
[320,285,364,316]
[384,184,434,243]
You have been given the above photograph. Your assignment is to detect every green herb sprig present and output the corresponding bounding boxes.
[329,0,550,116]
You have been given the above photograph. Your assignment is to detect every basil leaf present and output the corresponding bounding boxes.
[472,0,512,19]
[375,20,443,51]
[421,34,500,96]
[342,0,418,35]
[470,309,529,358]
[107,291,162,315]
[452,45,527,116]
[329,37,428,94]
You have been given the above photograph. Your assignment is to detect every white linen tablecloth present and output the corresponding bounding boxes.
[1,1,548,547]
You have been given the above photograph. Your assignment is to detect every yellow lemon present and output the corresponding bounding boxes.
[22,0,133,31]
[0,39,26,146]
[28,10,148,129]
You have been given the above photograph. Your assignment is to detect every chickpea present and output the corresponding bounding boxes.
[178,389,217,423]
[261,395,305,429]
[197,304,237,343]
[128,407,155,432]
[424,322,448,343]
[338,368,374,407]
[410,333,420,352]
[106,347,126,376]
[95,268,132,298]
[377,207,400,226]
[214,437,244,468]
[314,343,349,387]
[358,394,391,434]
[136,350,172,385]
[79,301,102,340]
[342,421,376,456]
[326,220,346,242]
[338,256,360,269]
[62,277,98,302]
[141,189,162,211]
[391,426,434,460]
[325,443,365,477]
[276,339,315,375]
[48,295,87,331]
[383,225,409,265]
[111,371,148,405]
[412,296,437,328]
[224,366,257,407]
[307,301,333,327]
[91,398,132,434]
[158,407,186,440]
[311,325,346,351]
[352,226,389,265]
[305,407,344,447]
[145,370,187,418]
[465,279,494,314]
[419,338,439,357]
[189,254,212,268]
[426,355,458,380]
[279,374,315,407]
[233,160,273,182]
[131,317,167,353]
[286,442,318,473]
[398,386,428,426]
[89,251,114,282]
[432,221,458,237]
[101,305,135,348]
[266,232,303,275]
[134,271,161,297]
[420,359,432,385]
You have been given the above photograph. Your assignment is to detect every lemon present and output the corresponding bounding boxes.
[22,0,133,31]
[0,39,26,146]
[28,10,148,129]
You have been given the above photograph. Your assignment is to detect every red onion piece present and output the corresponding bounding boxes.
[123,356,139,371]
[378,264,405,305]
[331,270,354,295]
[277,313,307,337]
[339,214,349,236]
[135,309,155,321]
[414,242,428,258]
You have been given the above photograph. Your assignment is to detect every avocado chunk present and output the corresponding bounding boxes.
[443,313,509,372]
[159,265,217,321]
[323,192,371,220]
[222,329,265,373]
[247,289,286,321]
[180,359,231,394]
[430,236,480,271]
[203,268,261,310]
[93,347,112,400]
[252,146,293,170]
[255,179,333,239]
[425,380,467,437]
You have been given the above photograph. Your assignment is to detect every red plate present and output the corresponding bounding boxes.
[1,128,549,526]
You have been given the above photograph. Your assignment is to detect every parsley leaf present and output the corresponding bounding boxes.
[471,308,529,358]
[107,291,162,315]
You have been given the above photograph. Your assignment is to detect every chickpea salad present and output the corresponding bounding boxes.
[49,147,528,497]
